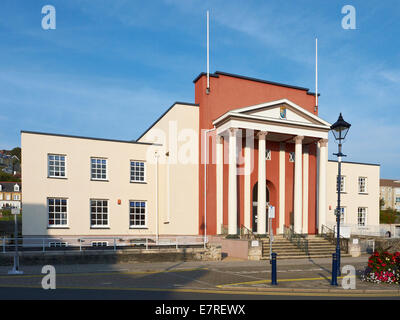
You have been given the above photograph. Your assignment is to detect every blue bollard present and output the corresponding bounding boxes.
[331,253,338,286]
[270,252,278,285]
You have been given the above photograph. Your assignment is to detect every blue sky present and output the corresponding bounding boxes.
[0,0,399,178]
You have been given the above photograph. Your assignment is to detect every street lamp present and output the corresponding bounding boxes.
[330,113,351,280]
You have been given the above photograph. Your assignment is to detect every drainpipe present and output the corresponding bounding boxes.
[155,151,160,244]
[204,127,216,247]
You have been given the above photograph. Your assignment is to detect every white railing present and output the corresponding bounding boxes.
[329,224,390,237]
[0,235,208,253]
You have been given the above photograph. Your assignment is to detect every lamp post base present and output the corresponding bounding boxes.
[8,269,23,275]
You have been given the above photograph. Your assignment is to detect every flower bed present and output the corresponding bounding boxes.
[361,251,400,284]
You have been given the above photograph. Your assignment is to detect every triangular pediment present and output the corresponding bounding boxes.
[231,99,330,127]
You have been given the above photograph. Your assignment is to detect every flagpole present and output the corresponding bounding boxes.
[315,37,318,108]
[206,10,210,94]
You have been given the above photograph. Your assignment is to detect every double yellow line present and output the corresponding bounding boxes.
[217,275,354,287]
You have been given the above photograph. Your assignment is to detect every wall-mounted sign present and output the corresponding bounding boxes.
[268,205,275,218]
[251,240,259,247]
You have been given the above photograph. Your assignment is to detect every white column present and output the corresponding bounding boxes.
[244,130,253,230]
[293,136,304,234]
[302,145,309,234]
[257,131,267,234]
[228,128,238,235]
[317,139,328,233]
[279,142,286,234]
[216,134,224,234]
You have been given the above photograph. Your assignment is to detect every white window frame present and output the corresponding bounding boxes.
[334,207,346,224]
[358,177,368,194]
[289,152,295,162]
[130,160,146,183]
[265,149,271,161]
[49,242,68,248]
[48,154,67,178]
[13,194,20,201]
[357,207,367,227]
[336,176,346,193]
[91,241,108,247]
[91,157,108,181]
[90,199,109,228]
[47,198,68,228]
[6,194,11,201]
[129,201,147,228]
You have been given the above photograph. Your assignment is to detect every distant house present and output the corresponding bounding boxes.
[0,152,20,175]
[380,179,400,212]
[0,182,22,209]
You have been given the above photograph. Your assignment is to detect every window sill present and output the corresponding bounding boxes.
[90,227,110,229]
[47,226,69,229]
[90,179,109,182]
[129,227,148,229]
[358,192,368,195]
[48,176,67,180]
[130,181,147,184]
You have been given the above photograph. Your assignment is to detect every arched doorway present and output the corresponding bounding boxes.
[252,181,270,233]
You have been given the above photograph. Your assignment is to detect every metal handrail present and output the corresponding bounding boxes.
[240,225,258,240]
[0,235,206,253]
[319,224,349,253]
[283,226,309,255]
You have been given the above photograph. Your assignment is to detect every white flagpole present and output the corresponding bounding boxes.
[315,37,318,108]
[207,10,210,93]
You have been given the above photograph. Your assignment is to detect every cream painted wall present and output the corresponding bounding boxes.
[136,103,199,236]
[22,133,161,236]
[326,161,380,233]
[22,104,199,237]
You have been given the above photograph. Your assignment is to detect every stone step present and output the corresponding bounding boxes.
[267,243,336,249]
[260,236,349,259]
[264,248,337,254]
[264,251,336,254]
[263,249,303,253]
[263,240,338,246]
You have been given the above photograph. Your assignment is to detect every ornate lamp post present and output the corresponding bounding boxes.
[330,113,351,278]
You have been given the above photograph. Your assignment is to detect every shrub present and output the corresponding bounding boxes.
[225,234,240,239]
[380,209,399,224]
[361,251,400,284]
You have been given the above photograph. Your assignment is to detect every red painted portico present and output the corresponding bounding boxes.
[195,71,331,236]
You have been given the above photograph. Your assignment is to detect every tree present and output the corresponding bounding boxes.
[380,208,398,224]
[0,171,20,182]
[9,147,21,160]
[380,197,385,209]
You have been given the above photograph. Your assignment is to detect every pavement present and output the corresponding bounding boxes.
[0,255,399,299]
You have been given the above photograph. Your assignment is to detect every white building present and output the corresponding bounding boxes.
[20,71,380,242]
[326,161,380,237]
